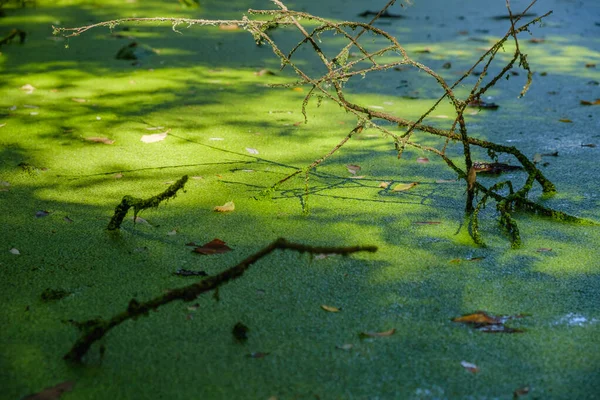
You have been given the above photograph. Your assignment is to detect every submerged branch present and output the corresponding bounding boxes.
[64,238,378,362]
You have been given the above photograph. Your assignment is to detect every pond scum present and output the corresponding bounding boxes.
[55,0,597,361]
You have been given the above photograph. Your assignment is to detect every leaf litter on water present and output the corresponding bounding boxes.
[392,182,418,192]
[452,311,527,333]
[189,238,232,255]
[359,328,396,339]
[140,129,170,143]
[321,305,341,313]
[214,201,235,212]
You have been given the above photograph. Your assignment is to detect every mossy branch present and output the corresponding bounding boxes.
[107,175,188,230]
[56,1,594,247]
[63,238,378,363]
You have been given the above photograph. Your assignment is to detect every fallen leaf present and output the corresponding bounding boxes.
[173,268,208,277]
[413,221,441,225]
[581,143,596,148]
[214,201,235,212]
[85,137,115,145]
[140,130,169,143]
[219,24,239,31]
[460,361,480,373]
[336,344,354,350]
[348,175,365,179]
[192,238,233,255]
[247,352,269,358]
[378,181,391,189]
[467,99,499,110]
[187,303,199,311]
[113,173,124,179]
[558,118,572,123]
[392,182,418,192]
[453,311,501,325]
[533,153,542,164]
[245,147,259,155]
[233,322,249,342]
[416,157,429,163]
[144,126,165,130]
[292,87,304,92]
[529,38,545,43]
[22,381,74,400]
[536,248,552,252]
[167,229,177,236]
[453,311,527,333]
[71,98,87,103]
[580,99,600,106]
[0,123,6,128]
[585,63,596,68]
[9,248,20,255]
[359,328,396,338]
[35,210,50,218]
[321,305,341,313]
[20,84,36,94]
[346,164,361,175]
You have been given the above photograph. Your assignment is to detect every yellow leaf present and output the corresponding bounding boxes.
[214,201,235,212]
[321,305,341,313]
[359,328,396,338]
[379,181,391,189]
[392,182,418,192]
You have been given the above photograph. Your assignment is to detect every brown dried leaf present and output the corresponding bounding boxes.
[359,328,396,338]
[452,311,501,325]
[22,381,74,400]
[392,182,418,192]
[214,201,235,212]
[558,118,572,123]
[85,136,115,145]
[192,238,232,255]
[416,157,429,163]
[581,143,596,148]
[580,99,600,106]
[321,305,341,313]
